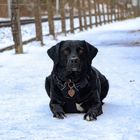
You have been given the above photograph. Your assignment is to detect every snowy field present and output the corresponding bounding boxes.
[0,18,140,140]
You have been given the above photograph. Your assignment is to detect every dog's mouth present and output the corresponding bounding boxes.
[67,57,81,72]
[71,67,79,71]
[66,64,81,72]
[71,64,81,72]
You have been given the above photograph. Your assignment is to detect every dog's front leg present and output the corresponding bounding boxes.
[50,100,66,119]
[84,90,102,121]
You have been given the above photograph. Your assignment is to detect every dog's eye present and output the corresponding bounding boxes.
[79,49,83,54]
[78,47,84,55]
[63,48,70,55]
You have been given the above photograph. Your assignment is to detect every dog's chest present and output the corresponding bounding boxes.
[75,103,84,112]
[64,102,85,113]
[62,84,92,113]
[63,99,85,113]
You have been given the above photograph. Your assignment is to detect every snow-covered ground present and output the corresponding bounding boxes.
[0,18,140,140]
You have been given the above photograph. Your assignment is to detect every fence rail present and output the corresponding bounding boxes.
[0,0,140,53]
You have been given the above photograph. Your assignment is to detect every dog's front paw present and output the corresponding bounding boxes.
[53,111,66,119]
[84,111,97,121]
[50,103,66,119]
[84,109,103,121]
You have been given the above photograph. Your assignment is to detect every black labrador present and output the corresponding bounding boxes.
[45,40,109,121]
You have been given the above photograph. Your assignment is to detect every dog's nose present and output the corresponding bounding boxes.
[70,57,80,64]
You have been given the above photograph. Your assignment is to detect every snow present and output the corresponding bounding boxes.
[0,18,140,140]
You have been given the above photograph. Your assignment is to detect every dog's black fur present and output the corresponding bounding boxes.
[45,40,109,121]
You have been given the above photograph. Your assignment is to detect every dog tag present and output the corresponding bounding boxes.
[68,88,75,97]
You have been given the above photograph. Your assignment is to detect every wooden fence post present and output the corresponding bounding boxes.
[124,1,128,19]
[47,0,55,37]
[77,0,83,31]
[101,1,106,24]
[110,0,113,22]
[93,0,98,26]
[97,1,102,25]
[87,0,92,28]
[121,4,125,20]
[113,0,117,21]
[34,0,43,46]
[11,0,23,54]
[106,0,110,22]
[69,0,74,33]
[82,0,88,30]
[133,1,137,17]
[120,5,124,20]
[117,3,120,20]
[138,0,140,16]
[60,0,66,35]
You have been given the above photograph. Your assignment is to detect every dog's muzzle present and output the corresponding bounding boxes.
[67,57,81,72]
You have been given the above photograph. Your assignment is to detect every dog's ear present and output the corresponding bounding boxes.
[84,41,98,63]
[47,41,64,64]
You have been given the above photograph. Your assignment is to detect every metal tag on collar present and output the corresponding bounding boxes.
[67,79,75,97]
[68,88,75,97]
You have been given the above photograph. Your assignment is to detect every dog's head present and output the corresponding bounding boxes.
[47,40,98,73]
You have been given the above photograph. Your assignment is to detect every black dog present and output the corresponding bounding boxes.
[45,40,109,121]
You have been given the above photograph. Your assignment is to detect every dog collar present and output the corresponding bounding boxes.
[53,75,79,91]
[53,75,89,97]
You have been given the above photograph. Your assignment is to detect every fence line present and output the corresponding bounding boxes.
[0,0,140,53]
